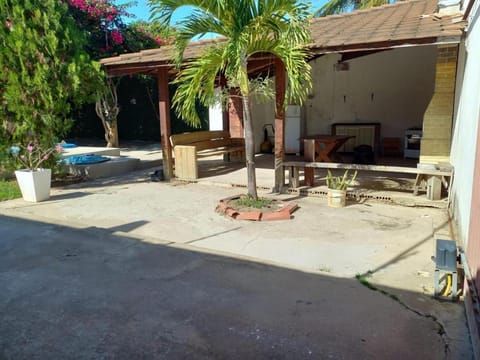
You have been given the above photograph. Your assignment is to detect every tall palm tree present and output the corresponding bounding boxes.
[314,0,392,17]
[149,0,312,199]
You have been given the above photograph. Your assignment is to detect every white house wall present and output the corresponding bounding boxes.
[450,6,480,246]
[305,46,437,144]
[208,88,224,131]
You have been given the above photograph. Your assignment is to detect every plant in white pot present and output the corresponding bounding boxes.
[10,143,63,202]
[325,170,357,208]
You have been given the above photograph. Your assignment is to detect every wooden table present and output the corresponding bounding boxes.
[302,135,355,186]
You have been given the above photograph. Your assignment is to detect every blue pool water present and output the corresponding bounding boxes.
[63,155,111,165]
[59,143,78,149]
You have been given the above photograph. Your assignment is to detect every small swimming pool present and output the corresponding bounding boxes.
[62,154,111,165]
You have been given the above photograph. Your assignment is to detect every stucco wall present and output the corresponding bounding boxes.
[305,46,437,144]
[246,45,438,154]
[450,6,480,247]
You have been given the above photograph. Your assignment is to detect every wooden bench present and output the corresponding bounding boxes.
[170,130,245,180]
[283,161,453,200]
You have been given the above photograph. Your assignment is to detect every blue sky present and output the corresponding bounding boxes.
[124,1,329,23]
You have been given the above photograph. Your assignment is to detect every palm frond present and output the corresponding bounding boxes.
[358,0,390,10]
[314,0,392,16]
[154,0,312,124]
[171,46,225,126]
[313,0,355,16]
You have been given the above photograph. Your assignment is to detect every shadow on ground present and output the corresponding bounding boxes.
[0,214,471,359]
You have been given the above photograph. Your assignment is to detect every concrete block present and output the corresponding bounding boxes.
[66,156,140,179]
[62,146,121,158]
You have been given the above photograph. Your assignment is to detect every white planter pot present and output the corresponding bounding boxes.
[15,168,51,202]
[327,188,347,208]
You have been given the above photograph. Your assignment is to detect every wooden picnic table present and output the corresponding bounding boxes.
[302,135,355,186]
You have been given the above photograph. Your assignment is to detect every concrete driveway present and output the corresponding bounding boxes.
[0,169,473,359]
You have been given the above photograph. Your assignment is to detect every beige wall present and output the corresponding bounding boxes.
[305,46,437,144]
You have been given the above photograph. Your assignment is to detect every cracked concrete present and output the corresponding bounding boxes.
[0,168,473,359]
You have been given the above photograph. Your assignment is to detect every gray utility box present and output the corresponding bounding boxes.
[436,239,457,271]
[434,239,458,300]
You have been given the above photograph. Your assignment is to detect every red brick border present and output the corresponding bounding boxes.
[216,195,298,221]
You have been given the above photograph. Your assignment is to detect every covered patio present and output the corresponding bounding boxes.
[99,0,465,197]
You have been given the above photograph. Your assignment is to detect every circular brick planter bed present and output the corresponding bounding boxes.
[216,194,299,221]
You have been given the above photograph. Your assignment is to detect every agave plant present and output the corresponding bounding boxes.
[326,170,357,190]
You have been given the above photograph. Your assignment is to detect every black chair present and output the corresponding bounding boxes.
[353,144,375,164]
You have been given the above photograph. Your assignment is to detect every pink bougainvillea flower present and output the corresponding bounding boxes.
[56,144,63,153]
[26,145,34,152]
[69,0,88,11]
[110,29,123,44]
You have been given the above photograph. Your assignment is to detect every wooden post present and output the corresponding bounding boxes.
[157,68,173,179]
[221,76,230,162]
[220,76,230,132]
[274,58,286,192]
[303,139,315,186]
[228,88,244,138]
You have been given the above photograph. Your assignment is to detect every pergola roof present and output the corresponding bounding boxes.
[100,0,465,77]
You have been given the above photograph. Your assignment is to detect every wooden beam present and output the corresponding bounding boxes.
[157,68,173,180]
[274,58,286,192]
[282,161,452,176]
[310,37,444,56]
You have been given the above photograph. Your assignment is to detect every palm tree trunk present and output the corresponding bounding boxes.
[242,95,258,199]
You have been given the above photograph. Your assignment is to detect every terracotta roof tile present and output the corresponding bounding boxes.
[309,0,464,52]
[101,0,465,75]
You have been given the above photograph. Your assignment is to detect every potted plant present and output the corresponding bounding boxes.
[9,143,63,202]
[325,170,357,208]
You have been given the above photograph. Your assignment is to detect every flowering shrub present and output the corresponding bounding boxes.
[66,0,171,58]
[110,29,123,44]
[10,143,63,171]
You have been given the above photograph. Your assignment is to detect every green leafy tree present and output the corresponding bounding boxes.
[0,0,104,150]
[314,0,392,17]
[149,0,312,199]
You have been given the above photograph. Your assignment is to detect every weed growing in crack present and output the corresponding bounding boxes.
[355,270,450,355]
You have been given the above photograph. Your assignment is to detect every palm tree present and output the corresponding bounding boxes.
[148,0,312,199]
[314,0,392,17]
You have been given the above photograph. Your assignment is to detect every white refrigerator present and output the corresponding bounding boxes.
[285,105,301,154]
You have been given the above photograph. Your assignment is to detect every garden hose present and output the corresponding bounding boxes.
[441,273,452,297]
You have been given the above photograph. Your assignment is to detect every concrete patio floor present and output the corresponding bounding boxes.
[61,140,448,206]
[0,160,473,359]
